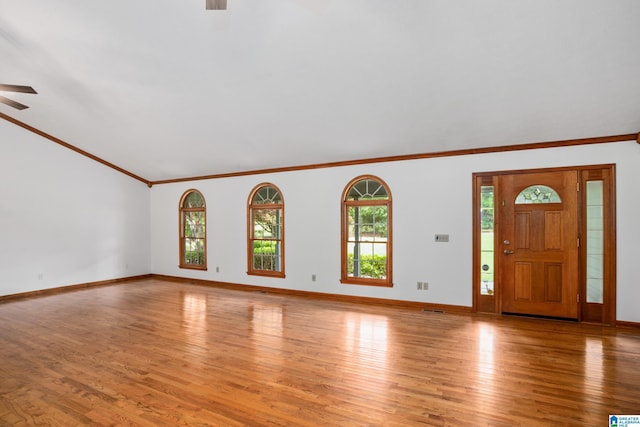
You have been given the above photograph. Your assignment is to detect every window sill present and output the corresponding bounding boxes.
[340,278,393,287]
[179,265,208,271]
[247,271,286,279]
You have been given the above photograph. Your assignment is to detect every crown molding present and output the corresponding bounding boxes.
[150,132,638,186]
[2,111,636,187]
[0,112,151,186]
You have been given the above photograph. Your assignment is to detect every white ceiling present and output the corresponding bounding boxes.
[1,0,639,182]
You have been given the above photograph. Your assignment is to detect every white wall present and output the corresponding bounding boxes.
[150,140,640,323]
[2,121,637,323]
[0,120,150,296]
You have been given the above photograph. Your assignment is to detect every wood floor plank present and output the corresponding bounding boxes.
[1,278,639,426]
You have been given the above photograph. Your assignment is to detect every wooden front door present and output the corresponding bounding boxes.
[499,170,579,319]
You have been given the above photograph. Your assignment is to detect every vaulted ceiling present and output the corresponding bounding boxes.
[2,1,639,182]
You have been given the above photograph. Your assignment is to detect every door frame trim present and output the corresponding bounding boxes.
[472,164,616,324]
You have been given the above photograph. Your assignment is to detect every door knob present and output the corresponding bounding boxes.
[503,249,514,255]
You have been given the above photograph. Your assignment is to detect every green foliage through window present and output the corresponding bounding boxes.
[481,188,494,230]
[347,254,387,279]
[352,206,388,236]
[185,251,205,265]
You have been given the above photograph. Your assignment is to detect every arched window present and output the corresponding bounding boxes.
[179,189,207,270]
[248,183,285,278]
[341,175,392,287]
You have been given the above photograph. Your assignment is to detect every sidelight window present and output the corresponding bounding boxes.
[586,181,604,303]
[480,185,495,296]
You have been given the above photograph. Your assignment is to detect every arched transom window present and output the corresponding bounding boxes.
[341,175,392,287]
[179,189,207,270]
[248,183,285,278]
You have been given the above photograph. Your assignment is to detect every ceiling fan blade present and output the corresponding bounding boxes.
[206,0,227,10]
[0,84,38,94]
[0,96,29,110]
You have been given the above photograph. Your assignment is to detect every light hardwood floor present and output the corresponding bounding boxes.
[1,278,639,426]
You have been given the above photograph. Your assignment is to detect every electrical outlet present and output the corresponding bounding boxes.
[216,266,220,273]
[423,281,429,290]
[312,274,317,282]
[417,281,422,290]
[435,234,450,242]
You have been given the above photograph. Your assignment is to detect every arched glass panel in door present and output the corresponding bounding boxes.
[515,185,562,204]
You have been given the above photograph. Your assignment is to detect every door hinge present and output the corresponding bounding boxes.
[577,182,580,192]
[577,237,580,247]
[577,294,580,303]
